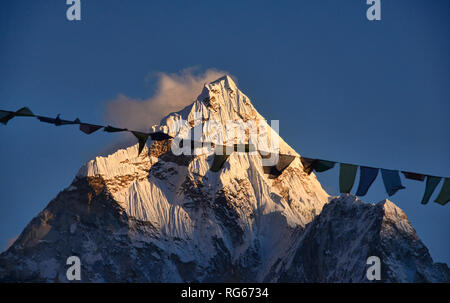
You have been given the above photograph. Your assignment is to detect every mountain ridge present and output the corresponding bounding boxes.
[0,76,447,282]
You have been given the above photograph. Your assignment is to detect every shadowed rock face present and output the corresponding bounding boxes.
[277,195,449,282]
[0,76,448,282]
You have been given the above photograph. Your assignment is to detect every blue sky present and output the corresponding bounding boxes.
[1,0,449,263]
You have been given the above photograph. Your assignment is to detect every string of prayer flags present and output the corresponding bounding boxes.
[1,106,449,206]
[0,107,174,157]
[401,171,426,181]
[381,169,405,196]
[339,163,358,193]
[421,176,441,204]
[435,178,450,205]
[356,166,379,197]
[302,156,449,205]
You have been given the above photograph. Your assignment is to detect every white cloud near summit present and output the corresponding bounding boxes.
[106,68,234,132]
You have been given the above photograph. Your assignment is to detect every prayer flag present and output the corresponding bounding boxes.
[210,154,230,172]
[356,166,379,196]
[262,154,296,179]
[435,178,450,206]
[131,131,150,155]
[314,160,336,172]
[150,132,172,141]
[104,125,127,132]
[421,176,441,204]
[401,171,426,181]
[300,157,317,175]
[79,123,103,135]
[14,107,34,117]
[0,110,15,125]
[339,163,358,193]
[381,169,405,196]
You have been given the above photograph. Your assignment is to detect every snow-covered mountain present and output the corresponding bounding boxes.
[0,76,448,282]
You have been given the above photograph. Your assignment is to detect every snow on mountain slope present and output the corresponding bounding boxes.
[0,76,447,282]
[75,75,328,238]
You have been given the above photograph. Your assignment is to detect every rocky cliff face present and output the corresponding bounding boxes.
[278,195,449,282]
[0,76,447,282]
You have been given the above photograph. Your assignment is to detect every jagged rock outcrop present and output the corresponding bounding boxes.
[277,195,449,282]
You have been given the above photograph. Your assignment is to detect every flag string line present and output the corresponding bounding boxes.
[1,106,448,179]
[1,107,449,205]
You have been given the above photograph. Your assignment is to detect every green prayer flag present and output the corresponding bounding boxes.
[434,178,450,205]
[339,163,358,193]
[314,160,336,172]
[131,131,150,155]
[421,176,441,205]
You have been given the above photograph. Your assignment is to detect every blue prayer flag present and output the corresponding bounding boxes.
[356,166,379,196]
[381,169,405,196]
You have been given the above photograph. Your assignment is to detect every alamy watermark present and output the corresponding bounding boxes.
[366,256,381,281]
[166,112,281,167]
[67,1,381,22]
[366,0,381,21]
[66,256,81,281]
[66,0,81,21]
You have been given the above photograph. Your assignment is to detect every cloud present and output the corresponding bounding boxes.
[106,68,232,132]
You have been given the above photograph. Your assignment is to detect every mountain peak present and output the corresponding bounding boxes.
[208,75,237,90]
[196,74,248,111]
[1,75,448,283]
[159,74,299,156]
